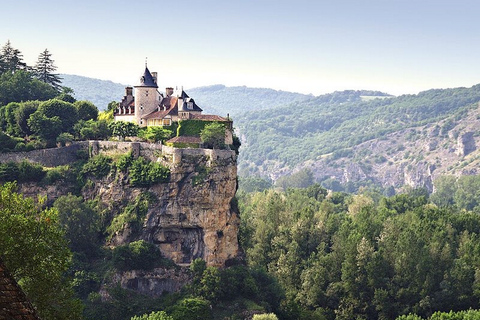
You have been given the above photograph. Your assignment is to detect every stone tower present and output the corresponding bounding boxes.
[134,66,160,126]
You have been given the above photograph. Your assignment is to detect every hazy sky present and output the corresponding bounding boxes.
[2,0,479,96]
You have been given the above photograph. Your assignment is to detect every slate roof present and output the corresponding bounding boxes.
[135,67,158,88]
[0,258,41,320]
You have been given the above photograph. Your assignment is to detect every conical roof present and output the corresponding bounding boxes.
[135,66,158,88]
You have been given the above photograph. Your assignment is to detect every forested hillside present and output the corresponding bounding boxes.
[187,84,313,116]
[235,86,480,191]
[60,74,126,110]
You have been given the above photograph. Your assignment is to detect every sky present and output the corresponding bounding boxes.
[1,0,480,96]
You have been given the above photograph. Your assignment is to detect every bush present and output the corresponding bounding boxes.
[117,152,134,172]
[129,157,169,187]
[107,192,154,238]
[0,162,20,181]
[56,132,74,146]
[131,311,173,320]
[82,154,112,178]
[170,298,213,320]
[17,160,45,182]
[112,240,162,271]
[253,314,279,320]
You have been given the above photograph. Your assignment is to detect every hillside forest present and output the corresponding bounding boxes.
[1,41,480,320]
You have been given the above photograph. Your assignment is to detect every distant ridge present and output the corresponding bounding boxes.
[60,74,127,110]
[59,74,314,114]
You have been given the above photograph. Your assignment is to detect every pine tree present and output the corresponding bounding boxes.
[0,40,27,74]
[33,48,62,91]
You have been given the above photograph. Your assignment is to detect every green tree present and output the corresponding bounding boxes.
[253,314,279,320]
[170,298,212,320]
[109,120,139,140]
[53,194,100,254]
[0,182,82,319]
[138,126,174,143]
[0,70,57,106]
[131,311,174,320]
[74,119,110,140]
[33,48,62,91]
[74,100,98,121]
[15,100,39,136]
[200,122,226,149]
[27,111,62,141]
[0,40,27,74]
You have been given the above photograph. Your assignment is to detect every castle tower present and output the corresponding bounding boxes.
[134,65,159,126]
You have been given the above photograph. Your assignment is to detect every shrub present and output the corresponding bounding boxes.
[116,152,134,172]
[0,162,20,181]
[130,311,173,320]
[17,160,45,182]
[253,314,279,320]
[112,240,162,271]
[82,154,112,178]
[107,192,154,238]
[129,157,169,187]
[56,132,74,146]
[170,298,213,320]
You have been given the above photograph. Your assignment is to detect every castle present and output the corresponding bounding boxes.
[114,65,229,128]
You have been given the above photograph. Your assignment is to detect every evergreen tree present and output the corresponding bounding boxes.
[0,40,27,74]
[33,48,62,91]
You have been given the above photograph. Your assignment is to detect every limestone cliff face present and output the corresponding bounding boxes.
[84,146,240,267]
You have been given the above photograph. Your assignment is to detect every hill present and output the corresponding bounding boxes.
[60,74,127,110]
[60,75,312,115]
[235,86,480,192]
[186,84,313,116]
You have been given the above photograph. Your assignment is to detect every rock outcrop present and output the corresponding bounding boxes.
[84,146,240,268]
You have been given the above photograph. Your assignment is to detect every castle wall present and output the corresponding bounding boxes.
[0,141,163,166]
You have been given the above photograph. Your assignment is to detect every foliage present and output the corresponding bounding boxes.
[177,119,209,137]
[0,182,82,319]
[0,40,27,74]
[112,240,162,271]
[74,119,110,140]
[54,194,101,254]
[129,157,170,187]
[170,297,213,320]
[239,176,273,193]
[275,168,314,190]
[253,314,279,320]
[236,87,480,176]
[131,311,173,320]
[33,48,62,90]
[0,70,58,106]
[75,100,99,121]
[238,184,480,320]
[82,154,113,178]
[57,132,74,146]
[0,160,46,182]
[109,121,139,140]
[431,175,480,211]
[138,126,174,143]
[200,121,226,149]
[116,151,134,172]
[107,192,154,238]
[15,100,39,136]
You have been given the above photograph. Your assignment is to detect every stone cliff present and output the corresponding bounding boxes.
[84,146,240,267]
[11,142,240,296]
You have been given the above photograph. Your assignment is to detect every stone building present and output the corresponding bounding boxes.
[114,65,229,128]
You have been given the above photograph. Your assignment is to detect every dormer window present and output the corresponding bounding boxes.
[187,102,193,110]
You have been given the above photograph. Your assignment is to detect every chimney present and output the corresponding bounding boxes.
[166,87,174,96]
[126,87,133,96]
[151,72,157,84]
